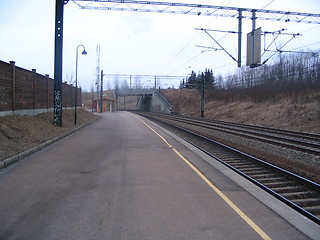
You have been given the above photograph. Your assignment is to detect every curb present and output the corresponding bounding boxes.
[0,116,102,169]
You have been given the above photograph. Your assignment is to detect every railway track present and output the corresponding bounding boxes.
[141,112,320,156]
[135,111,320,225]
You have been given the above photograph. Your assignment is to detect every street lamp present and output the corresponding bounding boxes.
[75,44,87,125]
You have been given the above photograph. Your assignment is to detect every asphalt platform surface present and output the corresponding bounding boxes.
[0,112,319,239]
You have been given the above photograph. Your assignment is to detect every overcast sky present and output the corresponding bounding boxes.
[1,0,320,90]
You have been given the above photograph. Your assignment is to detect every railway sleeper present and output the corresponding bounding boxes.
[216,158,243,163]
[239,169,269,176]
[222,161,245,166]
[231,166,260,171]
[292,198,320,207]
[303,206,320,217]
[281,191,319,200]
[245,170,272,176]
[249,173,278,179]
[263,181,296,188]
[255,177,287,184]
[272,185,306,193]
[229,164,259,170]
[226,162,256,167]
[235,166,263,171]
[211,153,236,159]
[220,158,244,163]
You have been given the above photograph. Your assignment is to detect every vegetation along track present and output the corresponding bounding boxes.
[135,111,320,225]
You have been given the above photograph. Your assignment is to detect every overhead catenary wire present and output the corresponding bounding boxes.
[179,1,316,73]
[73,0,320,75]
[168,52,204,74]
[188,0,282,71]
[157,0,236,75]
[72,0,320,80]
[72,0,320,24]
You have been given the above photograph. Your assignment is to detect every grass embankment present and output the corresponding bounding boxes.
[0,109,100,162]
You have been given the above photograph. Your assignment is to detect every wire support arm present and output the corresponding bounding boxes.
[262,34,299,64]
[196,29,238,63]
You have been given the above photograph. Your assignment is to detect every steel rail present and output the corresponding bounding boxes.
[188,114,320,143]
[163,115,320,154]
[145,112,320,155]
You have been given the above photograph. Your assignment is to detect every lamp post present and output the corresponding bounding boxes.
[75,44,87,125]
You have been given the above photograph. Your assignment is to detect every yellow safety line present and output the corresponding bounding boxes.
[134,114,272,240]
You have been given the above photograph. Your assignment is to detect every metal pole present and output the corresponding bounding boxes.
[201,75,205,118]
[238,9,242,67]
[75,47,79,125]
[252,10,256,33]
[100,70,103,112]
[251,10,256,67]
[10,61,16,112]
[45,74,49,110]
[91,88,94,113]
[54,0,67,126]
[75,44,87,123]
[32,69,36,110]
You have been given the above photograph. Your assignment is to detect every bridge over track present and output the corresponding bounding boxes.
[115,88,173,113]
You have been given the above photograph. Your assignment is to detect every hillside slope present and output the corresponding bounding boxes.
[0,109,100,162]
[161,89,320,134]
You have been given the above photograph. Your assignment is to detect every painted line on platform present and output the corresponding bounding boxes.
[133,114,272,240]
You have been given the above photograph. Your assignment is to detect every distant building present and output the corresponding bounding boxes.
[92,96,117,113]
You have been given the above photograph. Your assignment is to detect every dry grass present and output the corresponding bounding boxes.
[162,89,320,134]
[0,109,100,161]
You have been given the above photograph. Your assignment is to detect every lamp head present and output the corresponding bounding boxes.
[82,49,87,55]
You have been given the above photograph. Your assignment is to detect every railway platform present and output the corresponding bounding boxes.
[0,111,319,239]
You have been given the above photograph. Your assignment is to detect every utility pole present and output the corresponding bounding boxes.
[96,45,100,98]
[237,9,242,67]
[201,74,205,118]
[91,85,94,113]
[100,69,103,112]
[251,10,257,67]
[54,0,68,126]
